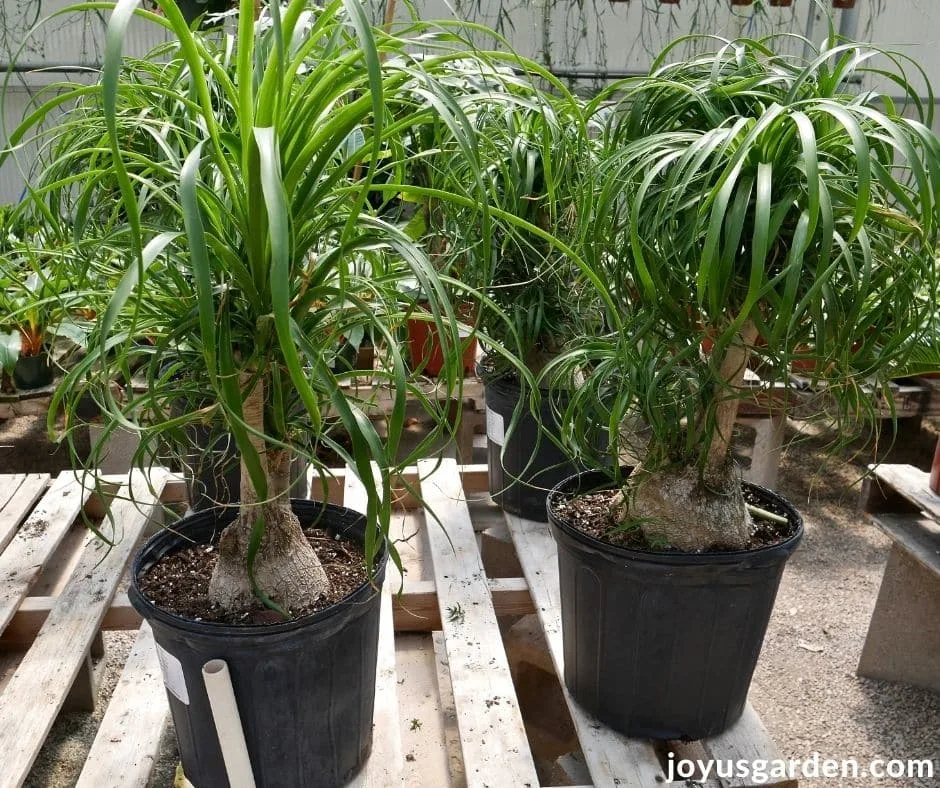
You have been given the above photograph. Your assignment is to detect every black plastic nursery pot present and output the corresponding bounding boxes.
[176,0,233,24]
[129,500,387,788]
[547,468,803,740]
[13,351,53,390]
[484,373,588,521]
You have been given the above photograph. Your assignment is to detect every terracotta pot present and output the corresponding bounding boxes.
[930,437,940,495]
[769,0,793,5]
[832,0,856,7]
[405,303,476,377]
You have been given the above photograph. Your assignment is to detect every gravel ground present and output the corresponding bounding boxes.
[749,418,940,788]
[3,412,939,787]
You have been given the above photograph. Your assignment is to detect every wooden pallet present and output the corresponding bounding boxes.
[0,464,795,787]
[0,469,171,788]
[857,464,940,693]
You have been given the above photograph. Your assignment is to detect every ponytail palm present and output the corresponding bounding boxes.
[5,0,525,614]
[437,93,603,377]
[553,33,940,551]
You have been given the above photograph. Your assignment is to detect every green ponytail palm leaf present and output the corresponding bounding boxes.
[4,0,542,612]
[551,32,940,551]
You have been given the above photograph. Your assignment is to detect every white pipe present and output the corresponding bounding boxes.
[202,659,257,788]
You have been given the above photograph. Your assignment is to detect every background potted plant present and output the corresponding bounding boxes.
[7,0,520,784]
[0,241,85,390]
[437,94,607,519]
[544,30,940,739]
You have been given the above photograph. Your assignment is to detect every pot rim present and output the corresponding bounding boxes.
[130,499,388,637]
[547,467,804,564]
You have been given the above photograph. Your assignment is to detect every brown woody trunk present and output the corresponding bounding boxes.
[207,374,330,614]
[626,321,759,552]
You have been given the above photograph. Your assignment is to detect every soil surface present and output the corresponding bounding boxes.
[138,528,368,624]
[552,483,796,550]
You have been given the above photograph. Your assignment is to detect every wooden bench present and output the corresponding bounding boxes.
[0,464,794,787]
[857,463,940,693]
[788,374,938,441]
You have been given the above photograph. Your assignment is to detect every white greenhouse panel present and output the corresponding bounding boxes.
[2,0,940,206]
[2,87,36,205]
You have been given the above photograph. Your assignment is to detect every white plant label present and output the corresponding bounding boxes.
[155,642,190,705]
[486,406,505,447]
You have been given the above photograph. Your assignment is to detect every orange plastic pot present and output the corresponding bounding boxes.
[406,304,476,377]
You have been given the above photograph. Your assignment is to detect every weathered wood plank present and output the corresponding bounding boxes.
[505,513,667,787]
[868,464,940,522]
[1,577,534,646]
[396,634,457,788]
[393,577,533,632]
[0,474,50,553]
[344,467,404,788]
[870,513,940,575]
[0,471,167,788]
[432,631,467,788]
[700,704,797,788]
[0,473,91,636]
[75,623,169,788]
[857,542,940,693]
[419,458,539,788]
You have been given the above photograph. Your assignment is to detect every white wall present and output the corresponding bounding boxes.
[1,1,169,204]
[2,0,939,206]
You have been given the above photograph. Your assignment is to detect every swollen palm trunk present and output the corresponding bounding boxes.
[129,500,387,787]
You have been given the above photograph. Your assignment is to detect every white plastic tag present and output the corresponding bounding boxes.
[486,406,505,447]
[155,642,190,705]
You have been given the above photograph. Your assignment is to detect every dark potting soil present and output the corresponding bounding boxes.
[138,528,368,625]
[552,486,797,553]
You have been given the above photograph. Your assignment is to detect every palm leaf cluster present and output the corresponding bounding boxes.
[551,32,940,475]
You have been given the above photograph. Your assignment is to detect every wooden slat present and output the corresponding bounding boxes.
[0,473,91,636]
[869,464,940,521]
[1,577,534,646]
[699,704,797,788]
[75,623,169,788]
[344,467,404,788]
[394,577,533,632]
[505,513,667,787]
[1,593,140,647]
[870,513,940,575]
[0,471,168,788]
[395,634,456,788]
[418,458,539,788]
[306,465,491,512]
[0,474,50,552]
[432,631,467,788]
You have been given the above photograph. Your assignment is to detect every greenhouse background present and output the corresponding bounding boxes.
[1,0,938,204]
